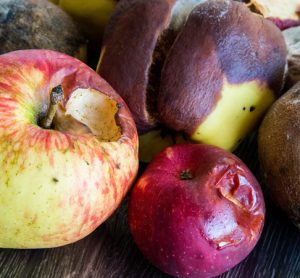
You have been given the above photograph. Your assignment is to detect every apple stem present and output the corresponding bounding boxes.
[40,85,64,129]
[180,170,193,180]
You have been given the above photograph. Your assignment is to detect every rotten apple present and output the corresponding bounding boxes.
[258,81,300,229]
[129,144,265,278]
[98,0,287,152]
[0,0,86,60]
[0,49,138,248]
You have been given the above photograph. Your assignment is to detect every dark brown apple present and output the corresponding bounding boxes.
[0,0,86,60]
[258,81,300,229]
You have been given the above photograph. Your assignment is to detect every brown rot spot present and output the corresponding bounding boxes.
[250,106,255,112]
[52,177,59,183]
[116,163,121,169]
[180,169,193,180]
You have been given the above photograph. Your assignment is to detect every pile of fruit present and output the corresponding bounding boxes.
[0,0,300,277]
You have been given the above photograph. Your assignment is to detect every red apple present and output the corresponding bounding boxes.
[129,144,265,278]
[0,49,138,248]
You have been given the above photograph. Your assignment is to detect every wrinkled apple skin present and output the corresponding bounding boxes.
[0,50,138,248]
[129,144,265,278]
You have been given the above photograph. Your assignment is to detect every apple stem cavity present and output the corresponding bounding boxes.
[180,169,193,180]
[40,85,64,129]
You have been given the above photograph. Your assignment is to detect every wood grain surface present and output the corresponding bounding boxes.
[0,134,299,278]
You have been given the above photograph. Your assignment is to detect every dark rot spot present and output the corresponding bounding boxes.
[180,169,193,180]
[250,106,255,112]
[242,107,246,111]
[52,177,59,183]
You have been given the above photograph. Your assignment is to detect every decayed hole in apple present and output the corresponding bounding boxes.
[40,86,121,142]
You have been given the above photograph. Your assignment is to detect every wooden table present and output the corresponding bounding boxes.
[0,134,299,278]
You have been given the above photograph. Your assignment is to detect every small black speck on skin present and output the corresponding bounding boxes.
[117,103,123,109]
[116,163,121,169]
[52,177,59,183]
[242,107,246,111]
[85,160,90,166]
[250,106,255,112]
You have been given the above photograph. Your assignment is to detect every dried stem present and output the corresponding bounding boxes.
[40,85,64,129]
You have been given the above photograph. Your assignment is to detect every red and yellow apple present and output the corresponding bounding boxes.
[0,49,138,248]
[129,144,265,278]
[98,0,287,153]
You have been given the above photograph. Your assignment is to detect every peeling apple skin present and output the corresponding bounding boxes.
[0,50,138,248]
[129,144,265,278]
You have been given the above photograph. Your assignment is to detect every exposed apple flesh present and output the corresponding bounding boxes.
[129,144,265,278]
[158,0,286,151]
[0,50,138,248]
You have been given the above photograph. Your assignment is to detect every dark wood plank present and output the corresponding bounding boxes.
[0,134,299,278]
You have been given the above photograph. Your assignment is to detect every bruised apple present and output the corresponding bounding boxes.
[98,0,286,151]
[0,50,138,248]
[129,144,265,278]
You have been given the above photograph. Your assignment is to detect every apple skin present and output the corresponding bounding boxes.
[129,144,265,278]
[0,49,138,248]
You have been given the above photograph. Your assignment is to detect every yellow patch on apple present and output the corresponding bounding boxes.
[191,79,275,150]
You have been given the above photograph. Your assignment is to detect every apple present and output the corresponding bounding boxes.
[157,0,286,151]
[258,81,300,229]
[0,0,86,61]
[98,0,287,152]
[129,144,265,278]
[0,49,138,248]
